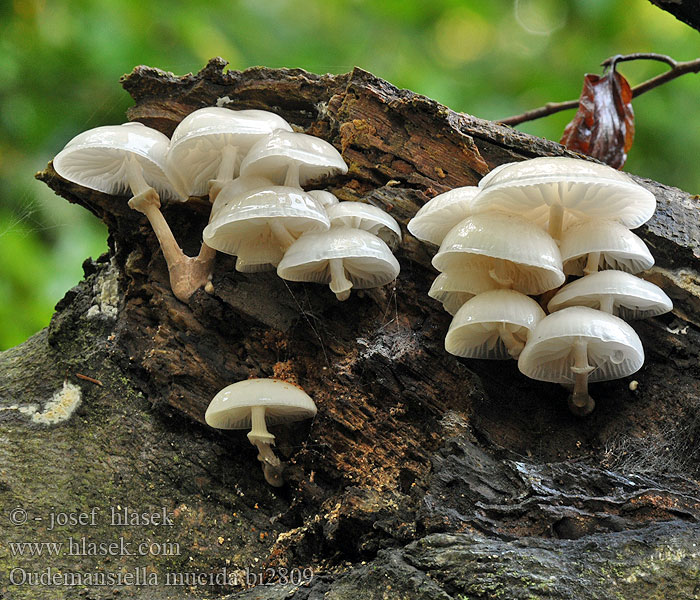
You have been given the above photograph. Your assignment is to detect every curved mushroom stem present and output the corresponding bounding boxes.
[329,258,353,301]
[284,162,301,188]
[269,220,297,251]
[126,157,216,302]
[208,145,239,203]
[499,324,525,359]
[569,339,595,416]
[247,406,285,487]
[548,204,565,240]
[583,251,601,276]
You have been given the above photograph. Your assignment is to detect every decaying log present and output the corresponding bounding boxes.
[1,59,698,599]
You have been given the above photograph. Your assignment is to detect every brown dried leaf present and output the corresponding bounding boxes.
[560,67,635,169]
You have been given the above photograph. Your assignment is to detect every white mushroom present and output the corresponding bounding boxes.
[428,269,501,316]
[166,107,292,200]
[53,122,213,302]
[547,270,673,320]
[473,157,656,240]
[326,201,402,249]
[210,174,274,222]
[518,306,644,415]
[444,289,546,359]
[277,226,400,301]
[205,378,317,487]
[432,213,565,295]
[240,129,348,188]
[307,190,340,210]
[559,219,654,276]
[203,186,330,272]
[407,186,478,246]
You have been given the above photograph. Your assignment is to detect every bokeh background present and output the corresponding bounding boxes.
[1,0,698,349]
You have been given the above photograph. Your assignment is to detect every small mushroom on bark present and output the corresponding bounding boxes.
[518,306,644,416]
[559,219,654,276]
[547,270,673,320]
[428,269,501,316]
[432,213,565,295]
[407,186,478,246]
[203,186,330,272]
[166,107,292,201]
[205,378,317,487]
[52,122,212,302]
[473,157,656,240]
[240,129,347,188]
[327,201,402,249]
[277,226,400,301]
[444,289,546,359]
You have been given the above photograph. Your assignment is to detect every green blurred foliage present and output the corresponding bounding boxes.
[1,0,698,349]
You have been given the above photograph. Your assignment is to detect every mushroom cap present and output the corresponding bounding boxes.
[240,129,348,185]
[53,122,181,200]
[210,174,274,220]
[517,306,644,383]
[203,186,330,265]
[473,157,656,231]
[307,190,340,209]
[547,270,673,320]
[407,186,478,246]
[166,108,292,197]
[205,378,317,430]
[277,226,400,290]
[428,269,501,315]
[444,290,546,359]
[560,220,654,275]
[327,202,401,249]
[432,213,565,295]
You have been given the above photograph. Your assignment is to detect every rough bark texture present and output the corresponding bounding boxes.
[1,59,699,600]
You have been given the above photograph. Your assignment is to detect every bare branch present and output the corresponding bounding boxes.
[498,54,700,127]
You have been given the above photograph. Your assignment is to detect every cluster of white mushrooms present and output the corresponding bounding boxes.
[53,108,401,303]
[408,156,672,415]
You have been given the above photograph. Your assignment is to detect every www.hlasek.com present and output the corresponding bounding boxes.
[7,505,314,588]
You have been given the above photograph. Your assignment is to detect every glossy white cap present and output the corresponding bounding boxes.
[205,378,316,430]
[53,122,181,200]
[518,306,644,383]
[547,270,673,320]
[432,213,565,295]
[445,289,546,359]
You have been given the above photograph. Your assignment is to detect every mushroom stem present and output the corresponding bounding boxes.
[125,155,153,197]
[247,405,284,487]
[127,157,216,302]
[208,146,239,203]
[599,295,615,315]
[269,220,297,250]
[569,339,595,415]
[499,324,524,359]
[583,251,601,276]
[548,204,565,240]
[284,162,301,188]
[329,258,353,301]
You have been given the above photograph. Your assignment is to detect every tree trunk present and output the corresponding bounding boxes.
[1,59,699,600]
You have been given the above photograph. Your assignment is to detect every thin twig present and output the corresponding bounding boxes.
[75,373,103,386]
[498,53,700,126]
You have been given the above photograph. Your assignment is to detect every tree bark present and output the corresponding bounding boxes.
[648,0,700,32]
[1,59,699,600]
